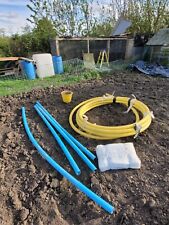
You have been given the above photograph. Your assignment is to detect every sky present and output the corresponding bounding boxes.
[0,0,111,35]
[0,0,30,35]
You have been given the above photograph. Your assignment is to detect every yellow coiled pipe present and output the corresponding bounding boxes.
[69,95,152,140]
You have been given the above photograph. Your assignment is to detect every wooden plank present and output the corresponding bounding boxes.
[87,37,90,53]
[0,57,19,62]
[55,37,127,41]
[55,40,60,55]
[0,67,14,71]
[19,57,34,62]
[0,57,34,62]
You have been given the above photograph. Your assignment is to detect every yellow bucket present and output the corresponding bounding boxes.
[61,90,73,103]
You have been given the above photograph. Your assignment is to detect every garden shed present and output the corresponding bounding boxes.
[50,37,135,61]
[146,28,169,65]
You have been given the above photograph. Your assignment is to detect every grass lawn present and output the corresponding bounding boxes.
[0,71,100,96]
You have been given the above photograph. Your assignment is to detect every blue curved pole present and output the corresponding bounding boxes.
[22,107,115,214]
[36,101,95,160]
[34,105,81,175]
[35,104,96,172]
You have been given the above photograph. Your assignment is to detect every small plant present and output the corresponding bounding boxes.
[80,70,101,80]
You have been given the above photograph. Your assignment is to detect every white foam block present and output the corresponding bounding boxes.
[96,143,141,172]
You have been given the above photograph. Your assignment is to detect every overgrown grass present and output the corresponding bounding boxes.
[95,60,129,74]
[0,70,101,96]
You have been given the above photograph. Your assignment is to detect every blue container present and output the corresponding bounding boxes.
[20,60,36,80]
[52,56,64,74]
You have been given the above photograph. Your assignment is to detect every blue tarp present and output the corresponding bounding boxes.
[130,60,169,78]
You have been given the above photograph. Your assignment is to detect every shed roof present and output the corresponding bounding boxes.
[146,28,169,46]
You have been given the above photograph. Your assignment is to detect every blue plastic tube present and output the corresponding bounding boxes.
[36,101,95,161]
[22,107,115,214]
[35,104,97,172]
[34,105,81,175]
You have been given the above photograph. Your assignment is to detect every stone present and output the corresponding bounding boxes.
[141,197,147,205]
[29,180,38,191]
[148,198,156,208]
[44,174,50,184]
[9,190,22,210]
[0,117,6,122]
[20,207,29,221]
[6,132,15,140]
[39,191,47,200]
[28,164,36,174]
[50,179,59,188]
[0,167,5,180]
[91,176,99,185]
[20,162,27,169]
[10,142,16,148]
[60,178,69,190]
[35,218,44,225]
[81,218,102,225]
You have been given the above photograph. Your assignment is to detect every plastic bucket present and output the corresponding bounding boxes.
[61,90,73,103]
[21,60,36,80]
[53,56,64,74]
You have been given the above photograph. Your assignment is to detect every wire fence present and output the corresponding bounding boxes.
[0,65,26,81]
[63,58,85,75]
[0,58,129,81]
[0,58,86,81]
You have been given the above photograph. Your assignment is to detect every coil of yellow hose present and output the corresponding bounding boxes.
[69,95,152,140]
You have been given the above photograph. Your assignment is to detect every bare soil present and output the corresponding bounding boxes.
[0,72,169,225]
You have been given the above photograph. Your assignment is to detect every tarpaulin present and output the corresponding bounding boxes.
[130,60,169,78]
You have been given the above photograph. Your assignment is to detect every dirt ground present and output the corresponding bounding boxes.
[0,72,169,225]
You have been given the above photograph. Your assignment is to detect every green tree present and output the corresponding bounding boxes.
[110,0,169,34]
[9,34,30,57]
[27,0,80,36]
[33,18,56,52]
[90,22,113,37]
[0,36,11,56]
[0,28,11,57]
[9,18,56,56]
[27,0,106,36]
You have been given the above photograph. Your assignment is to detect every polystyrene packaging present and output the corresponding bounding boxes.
[96,143,141,172]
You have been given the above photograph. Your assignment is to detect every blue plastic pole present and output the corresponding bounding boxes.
[34,105,81,175]
[35,104,97,172]
[22,107,115,214]
[36,101,95,161]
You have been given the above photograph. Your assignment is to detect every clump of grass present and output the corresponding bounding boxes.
[0,70,101,96]
[109,60,129,71]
